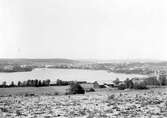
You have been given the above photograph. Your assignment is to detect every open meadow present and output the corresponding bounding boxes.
[0,87,167,118]
[0,86,69,97]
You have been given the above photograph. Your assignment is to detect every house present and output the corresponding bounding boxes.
[131,77,146,84]
[4,65,14,71]
[104,82,115,87]
[80,83,94,90]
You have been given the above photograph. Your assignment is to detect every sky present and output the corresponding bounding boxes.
[0,0,167,60]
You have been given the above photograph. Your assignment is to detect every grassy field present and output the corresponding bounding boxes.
[0,86,70,96]
[0,87,167,117]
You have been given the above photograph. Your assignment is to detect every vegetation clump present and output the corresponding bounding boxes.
[67,83,85,94]
[113,78,120,86]
[24,93,36,97]
[132,82,148,90]
[0,79,51,88]
[118,84,126,90]
[114,78,148,90]
[99,85,106,88]
[108,94,115,100]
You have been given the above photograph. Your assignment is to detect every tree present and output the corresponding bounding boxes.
[22,81,27,87]
[159,75,167,86]
[113,78,120,85]
[93,81,99,88]
[45,79,51,86]
[10,81,15,87]
[2,81,7,88]
[128,80,134,89]
[133,82,147,89]
[68,83,85,94]
[38,80,42,87]
[56,79,62,86]
[27,80,31,86]
[35,79,38,87]
[18,81,22,87]
[124,78,133,89]
[42,80,46,86]
[145,77,159,85]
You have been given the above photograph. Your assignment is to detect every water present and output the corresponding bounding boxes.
[0,68,146,84]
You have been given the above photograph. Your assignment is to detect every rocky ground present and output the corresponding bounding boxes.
[0,88,167,118]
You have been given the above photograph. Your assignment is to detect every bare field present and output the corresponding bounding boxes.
[0,87,167,118]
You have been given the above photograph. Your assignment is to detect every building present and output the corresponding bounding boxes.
[131,77,146,84]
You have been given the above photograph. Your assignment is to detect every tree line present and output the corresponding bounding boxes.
[113,75,167,90]
[0,79,87,88]
[0,79,51,88]
[51,79,86,86]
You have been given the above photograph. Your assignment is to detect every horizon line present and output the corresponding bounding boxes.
[0,58,166,62]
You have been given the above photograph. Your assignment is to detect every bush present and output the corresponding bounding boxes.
[99,85,106,88]
[24,93,36,97]
[54,92,59,95]
[68,83,85,94]
[118,84,126,90]
[108,94,115,100]
[133,82,148,90]
[113,78,120,85]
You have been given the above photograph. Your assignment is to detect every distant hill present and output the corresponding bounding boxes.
[0,58,81,65]
[81,59,167,64]
[0,58,166,66]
